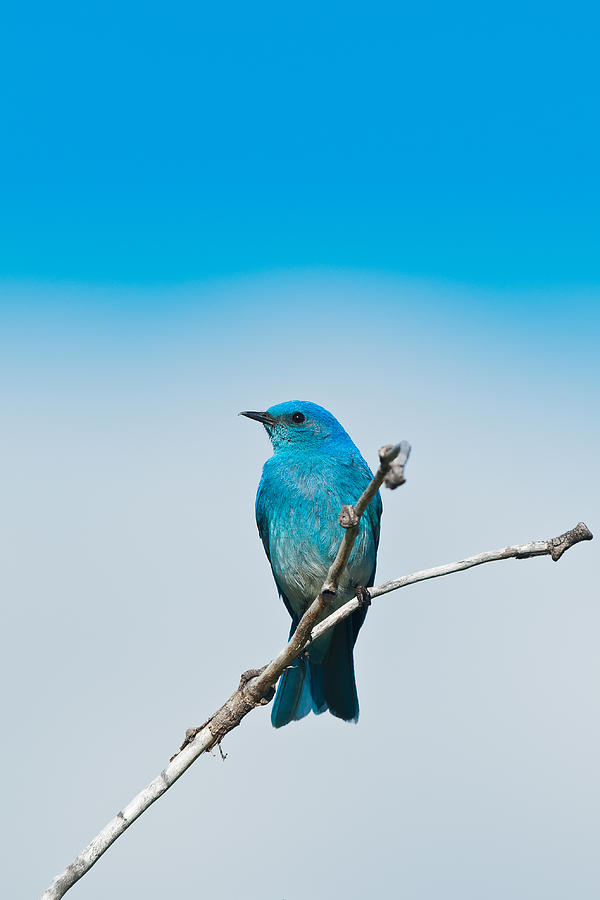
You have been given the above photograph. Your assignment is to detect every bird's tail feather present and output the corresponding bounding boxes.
[308,660,327,714]
[271,619,359,727]
[271,657,312,727]
[321,618,359,722]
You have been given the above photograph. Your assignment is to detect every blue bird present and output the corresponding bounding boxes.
[241,401,382,728]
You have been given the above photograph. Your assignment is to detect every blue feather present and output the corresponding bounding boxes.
[246,401,382,727]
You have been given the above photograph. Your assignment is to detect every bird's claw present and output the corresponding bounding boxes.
[238,667,263,688]
[238,667,276,704]
[356,585,371,608]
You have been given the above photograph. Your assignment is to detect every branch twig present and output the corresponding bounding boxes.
[40,440,591,899]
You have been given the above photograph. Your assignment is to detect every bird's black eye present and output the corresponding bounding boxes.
[292,411,305,424]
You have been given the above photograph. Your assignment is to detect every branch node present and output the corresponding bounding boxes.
[339,504,359,528]
[547,521,593,561]
[321,586,337,603]
[172,719,212,758]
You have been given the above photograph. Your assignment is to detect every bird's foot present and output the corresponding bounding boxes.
[238,667,263,688]
[356,585,372,608]
[238,667,276,705]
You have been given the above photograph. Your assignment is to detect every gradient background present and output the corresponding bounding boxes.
[2,2,599,898]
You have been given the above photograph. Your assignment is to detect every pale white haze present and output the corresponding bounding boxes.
[2,271,599,899]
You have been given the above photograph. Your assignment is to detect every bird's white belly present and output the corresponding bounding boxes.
[270,527,373,620]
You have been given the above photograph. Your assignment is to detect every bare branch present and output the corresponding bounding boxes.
[40,447,592,899]
[310,521,593,642]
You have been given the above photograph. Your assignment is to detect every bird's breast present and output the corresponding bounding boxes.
[263,456,376,618]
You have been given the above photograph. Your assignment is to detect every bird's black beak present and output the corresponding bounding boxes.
[239,410,276,426]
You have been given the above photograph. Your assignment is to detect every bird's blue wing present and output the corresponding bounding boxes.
[255,476,271,558]
[255,473,298,622]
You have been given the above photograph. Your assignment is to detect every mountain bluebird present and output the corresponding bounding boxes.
[242,401,382,727]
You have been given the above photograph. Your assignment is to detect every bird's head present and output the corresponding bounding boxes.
[240,400,350,453]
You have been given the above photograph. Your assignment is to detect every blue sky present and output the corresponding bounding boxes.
[1,0,599,285]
